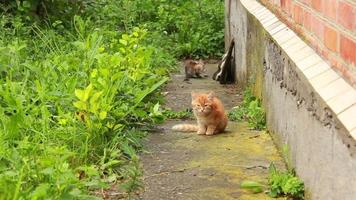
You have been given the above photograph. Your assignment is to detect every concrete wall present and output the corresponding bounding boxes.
[226,0,356,199]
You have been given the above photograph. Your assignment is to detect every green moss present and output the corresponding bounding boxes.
[171,122,283,199]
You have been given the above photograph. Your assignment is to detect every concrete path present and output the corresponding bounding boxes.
[138,63,285,200]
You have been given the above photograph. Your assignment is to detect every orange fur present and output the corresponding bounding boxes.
[172,124,199,132]
[172,92,228,135]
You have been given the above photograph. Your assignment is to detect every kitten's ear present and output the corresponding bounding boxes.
[207,92,215,101]
[191,92,198,99]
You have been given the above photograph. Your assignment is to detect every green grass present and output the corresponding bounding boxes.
[0,21,171,199]
[163,109,193,120]
[268,163,305,199]
[0,0,225,198]
[228,88,266,130]
[240,163,305,199]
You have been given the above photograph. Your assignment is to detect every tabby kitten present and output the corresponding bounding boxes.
[172,91,228,135]
[184,59,207,81]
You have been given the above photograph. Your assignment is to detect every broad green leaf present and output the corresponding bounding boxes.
[75,89,85,100]
[91,69,98,78]
[58,118,68,126]
[119,47,126,53]
[119,39,127,46]
[73,101,87,110]
[83,84,93,101]
[99,111,107,120]
[99,68,109,77]
[241,181,264,193]
[90,91,102,105]
[122,34,129,40]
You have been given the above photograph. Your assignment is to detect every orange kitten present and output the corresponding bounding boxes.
[172,92,228,135]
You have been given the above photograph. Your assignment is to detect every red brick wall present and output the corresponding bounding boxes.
[260,0,356,86]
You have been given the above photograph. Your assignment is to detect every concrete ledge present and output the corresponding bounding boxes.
[226,0,356,199]
[241,0,356,141]
[241,0,356,139]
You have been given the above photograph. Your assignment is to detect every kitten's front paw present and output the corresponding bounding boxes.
[197,130,206,135]
[206,132,214,136]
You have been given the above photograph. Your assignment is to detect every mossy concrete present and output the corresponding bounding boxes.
[138,63,285,200]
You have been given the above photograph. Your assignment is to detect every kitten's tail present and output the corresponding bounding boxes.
[172,124,199,132]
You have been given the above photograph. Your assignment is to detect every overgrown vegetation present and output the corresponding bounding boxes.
[228,88,266,130]
[1,0,224,58]
[241,146,305,199]
[268,163,304,199]
[0,0,224,198]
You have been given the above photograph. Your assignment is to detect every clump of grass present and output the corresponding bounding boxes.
[228,88,266,130]
[268,163,304,199]
[163,108,193,119]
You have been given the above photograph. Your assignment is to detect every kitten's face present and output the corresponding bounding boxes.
[191,92,214,116]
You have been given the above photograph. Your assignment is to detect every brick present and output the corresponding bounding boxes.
[338,1,355,30]
[293,4,304,24]
[303,10,312,31]
[311,15,324,41]
[332,59,346,74]
[323,0,337,20]
[329,55,339,68]
[343,69,356,86]
[321,49,329,59]
[302,0,311,6]
[341,66,356,86]
[311,0,323,12]
[340,34,356,65]
[324,25,338,52]
[281,0,292,14]
[274,0,281,6]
